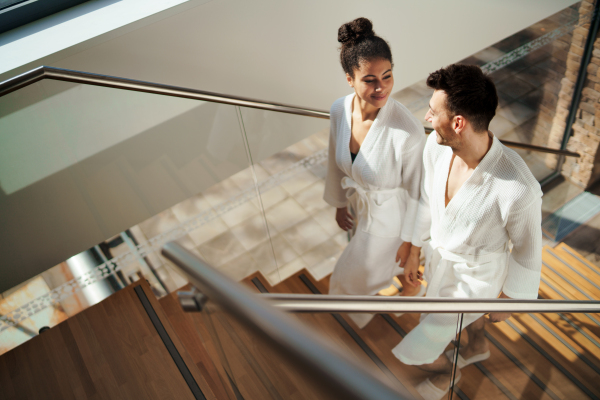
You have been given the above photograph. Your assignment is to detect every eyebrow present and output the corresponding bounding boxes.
[363,69,392,78]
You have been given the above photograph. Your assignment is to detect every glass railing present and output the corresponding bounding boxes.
[163,241,600,400]
[0,0,596,360]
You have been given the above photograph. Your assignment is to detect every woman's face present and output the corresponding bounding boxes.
[347,58,394,109]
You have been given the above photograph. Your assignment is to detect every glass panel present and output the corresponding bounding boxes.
[192,299,420,400]
[395,1,589,182]
[237,106,331,285]
[243,269,460,400]
[0,79,258,295]
[454,310,600,400]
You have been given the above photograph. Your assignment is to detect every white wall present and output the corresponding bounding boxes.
[0,0,579,291]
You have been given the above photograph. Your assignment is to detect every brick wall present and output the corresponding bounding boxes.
[534,0,600,188]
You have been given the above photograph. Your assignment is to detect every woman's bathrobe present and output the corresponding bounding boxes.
[393,131,543,365]
[323,94,426,328]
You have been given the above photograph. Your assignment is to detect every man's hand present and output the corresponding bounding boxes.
[488,292,512,323]
[403,246,422,287]
[396,242,412,269]
[335,207,354,231]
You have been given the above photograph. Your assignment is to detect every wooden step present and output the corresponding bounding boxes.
[159,287,237,400]
[542,246,600,300]
[252,270,422,398]
[554,243,600,278]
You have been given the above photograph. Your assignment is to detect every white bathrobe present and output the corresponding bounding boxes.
[393,131,543,365]
[324,94,426,328]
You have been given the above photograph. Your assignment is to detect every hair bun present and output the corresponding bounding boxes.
[338,17,374,44]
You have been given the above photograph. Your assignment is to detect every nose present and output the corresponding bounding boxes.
[425,110,432,121]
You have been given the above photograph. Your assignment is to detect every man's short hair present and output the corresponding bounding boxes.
[426,64,498,133]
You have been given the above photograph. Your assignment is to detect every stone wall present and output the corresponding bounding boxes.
[533,0,600,188]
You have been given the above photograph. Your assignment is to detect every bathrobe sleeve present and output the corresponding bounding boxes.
[411,133,436,248]
[323,101,349,208]
[400,132,426,243]
[502,195,543,299]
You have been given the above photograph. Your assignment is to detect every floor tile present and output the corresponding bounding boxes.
[187,216,230,246]
[294,180,328,214]
[198,230,247,267]
[392,87,427,105]
[259,151,301,175]
[218,253,259,281]
[281,169,320,196]
[230,164,270,191]
[202,178,245,208]
[138,209,180,240]
[496,77,537,99]
[313,207,343,236]
[265,257,308,286]
[249,234,298,274]
[229,213,270,251]
[489,114,517,137]
[301,238,345,268]
[497,101,537,126]
[474,47,506,63]
[281,216,330,255]
[171,193,213,224]
[265,198,310,233]
[219,200,261,228]
[257,185,289,210]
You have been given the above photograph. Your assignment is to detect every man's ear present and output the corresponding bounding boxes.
[346,73,354,88]
[453,115,466,134]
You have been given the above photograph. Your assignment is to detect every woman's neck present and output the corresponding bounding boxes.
[353,93,380,121]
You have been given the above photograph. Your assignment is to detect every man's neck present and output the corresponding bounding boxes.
[452,130,493,170]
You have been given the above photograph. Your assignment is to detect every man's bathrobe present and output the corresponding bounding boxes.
[323,93,426,328]
[393,131,543,365]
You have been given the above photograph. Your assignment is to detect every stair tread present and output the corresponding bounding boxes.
[294,271,516,400]
[542,246,600,300]
[159,288,237,400]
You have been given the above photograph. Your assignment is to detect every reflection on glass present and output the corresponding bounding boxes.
[394,2,588,183]
[238,107,335,286]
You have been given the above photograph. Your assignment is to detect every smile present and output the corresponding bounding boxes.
[372,94,387,100]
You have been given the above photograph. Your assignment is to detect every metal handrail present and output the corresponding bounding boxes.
[0,66,581,158]
[261,293,600,314]
[161,241,411,400]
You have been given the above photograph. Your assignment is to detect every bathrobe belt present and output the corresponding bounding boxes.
[425,242,509,299]
[341,176,406,237]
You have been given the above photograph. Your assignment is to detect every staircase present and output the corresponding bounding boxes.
[2,243,599,399]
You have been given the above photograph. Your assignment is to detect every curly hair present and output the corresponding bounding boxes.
[338,17,393,78]
[426,64,498,133]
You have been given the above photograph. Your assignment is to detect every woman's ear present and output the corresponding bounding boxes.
[346,73,354,88]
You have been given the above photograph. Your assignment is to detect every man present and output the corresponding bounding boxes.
[392,64,542,399]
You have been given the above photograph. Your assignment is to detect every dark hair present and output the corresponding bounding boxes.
[426,64,498,133]
[338,17,393,78]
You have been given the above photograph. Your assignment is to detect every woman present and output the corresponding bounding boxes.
[324,17,426,328]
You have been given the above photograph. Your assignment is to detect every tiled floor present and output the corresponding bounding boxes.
[132,128,348,287]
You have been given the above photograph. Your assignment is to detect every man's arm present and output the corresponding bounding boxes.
[502,196,543,299]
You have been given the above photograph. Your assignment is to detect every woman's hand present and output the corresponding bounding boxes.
[395,242,412,269]
[488,292,512,323]
[403,246,423,287]
[335,207,354,231]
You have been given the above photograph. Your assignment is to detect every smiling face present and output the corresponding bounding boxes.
[347,58,393,109]
[425,89,458,147]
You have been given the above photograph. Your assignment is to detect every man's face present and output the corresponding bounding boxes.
[425,90,457,147]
